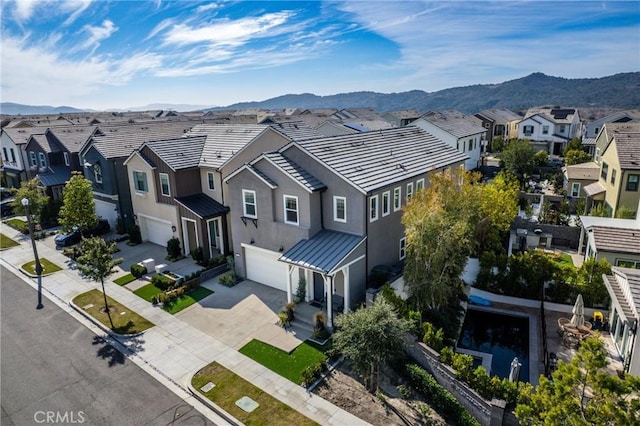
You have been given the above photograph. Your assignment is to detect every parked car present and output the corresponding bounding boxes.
[0,188,14,217]
[54,219,111,247]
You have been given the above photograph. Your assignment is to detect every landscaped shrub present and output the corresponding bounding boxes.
[166,237,181,259]
[218,272,237,287]
[278,311,290,328]
[127,225,142,244]
[423,322,445,352]
[301,362,323,386]
[207,255,226,268]
[39,198,62,229]
[295,277,306,302]
[191,246,204,264]
[151,273,175,291]
[130,263,147,278]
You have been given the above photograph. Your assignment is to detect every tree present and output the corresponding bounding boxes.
[533,150,548,166]
[615,205,636,219]
[333,298,410,392]
[10,178,48,221]
[515,336,640,425]
[564,149,593,166]
[576,258,611,307]
[75,237,123,329]
[477,171,520,253]
[563,137,585,156]
[59,171,98,233]
[500,139,537,187]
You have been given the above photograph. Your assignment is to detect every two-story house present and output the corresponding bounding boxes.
[383,110,422,127]
[0,126,49,187]
[470,108,521,144]
[410,110,486,170]
[517,107,581,155]
[224,126,467,327]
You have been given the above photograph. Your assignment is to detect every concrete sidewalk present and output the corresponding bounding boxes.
[0,222,369,426]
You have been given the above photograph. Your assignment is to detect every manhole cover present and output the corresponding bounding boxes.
[236,396,259,413]
[200,382,216,392]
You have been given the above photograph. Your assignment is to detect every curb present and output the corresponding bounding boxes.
[187,378,243,426]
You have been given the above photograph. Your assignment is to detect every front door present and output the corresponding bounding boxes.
[182,218,198,255]
[207,217,223,257]
[313,273,324,302]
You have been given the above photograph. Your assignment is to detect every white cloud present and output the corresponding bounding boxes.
[13,0,38,21]
[196,3,219,14]
[77,19,117,54]
[62,0,93,26]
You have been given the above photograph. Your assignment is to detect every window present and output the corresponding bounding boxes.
[133,171,148,192]
[559,125,566,133]
[10,148,16,163]
[595,147,601,163]
[542,125,549,135]
[393,187,401,211]
[407,182,414,200]
[159,173,171,196]
[627,174,639,191]
[616,259,640,269]
[207,172,215,190]
[468,139,473,151]
[571,183,581,197]
[94,163,102,183]
[2,148,7,161]
[29,151,36,167]
[63,152,70,166]
[242,189,257,218]
[601,162,609,180]
[456,141,460,151]
[334,196,346,222]
[284,195,298,225]
[370,195,378,222]
[399,237,406,260]
[416,179,425,191]
[611,169,617,186]
[38,152,46,168]
[382,191,390,216]
[523,125,534,136]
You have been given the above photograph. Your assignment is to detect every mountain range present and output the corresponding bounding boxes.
[2,72,639,116]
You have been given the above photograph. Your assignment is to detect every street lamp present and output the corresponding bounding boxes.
[22,198,43,309]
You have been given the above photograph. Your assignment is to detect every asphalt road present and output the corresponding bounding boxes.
[1,266,214,426]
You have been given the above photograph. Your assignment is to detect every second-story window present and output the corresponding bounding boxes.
[334,196,346,223]
[370,194,378,222]
[207,172,215,190]
[523,125,534,136]
[29,151,37,167]
[64,152,70,166]
[416,179,425,191]
[159,173,171,196]
[407,182,414,200]
[38,152,46,168]
[394,187,401,211]
[243,189,257,218]
[133,171,148,192]
[284,195,298,225]
[611,169,617,186]
[542,125,549,135]
[94,163,102,183]
[627,175,639,192]
[601,162,609,180]
[382,191,390,216]
[2,148,7,161]
[399,237,407,260]
[10,148,16,163]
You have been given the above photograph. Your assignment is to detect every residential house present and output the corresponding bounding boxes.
[562,161,599,199]
[383,110,422,127]
[583,109,640,139]
[471,108,521,143]
[0,126,49,187]
[585,123,640,217]
[410,110,486,170]
[224,126,467,326]
[517,106,581,155]
[579,213,640,268]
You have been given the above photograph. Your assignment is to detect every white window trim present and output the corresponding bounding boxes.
[283,194,299,225]
[382,191,390,216]
[159,173,171,197]
[242,189,257,219]
[38,152,46,168]
[571,182,580,197]
[333,196,347,223]
[94,163,103,184]
[370,194,379,222]
[207,172,215,190]
[63,152,70,166]
[407,182,414,200]
[416,178,425,191]
[393,187,401,211]
[29,151,37,167]
[133,170,148,193]
[399,237,407,260]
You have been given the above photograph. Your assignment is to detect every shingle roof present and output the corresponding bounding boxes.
[607,123,640,170]
[144,136,206,171]
[591,226,640,254]
[420,111,487,138]
[261,152,326,192]
[175,193,229,218]
[279,230,366,274]
[294,127,468,193]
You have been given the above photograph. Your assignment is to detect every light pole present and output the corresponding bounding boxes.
[22,198,43,309]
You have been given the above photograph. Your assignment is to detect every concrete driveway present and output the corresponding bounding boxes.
[176,279,311,353]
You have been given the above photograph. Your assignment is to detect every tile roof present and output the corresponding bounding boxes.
[2,126,50,145]
[175,193,229,218]
[591,226,640,254]
[420,111,487,138]
[583,181,605,196]
[48,126,97,152]
[144,135,206,171]
[279,230,366,274]
[477,108,521,122]
[525,106,578,124]
[294,126,468,193]
[261,152,326,192]
[30,134,56,153]
[563,162,599,180]
[269,121,323,141]
[607,123,640,170]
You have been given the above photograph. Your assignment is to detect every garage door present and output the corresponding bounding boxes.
[244,246,287,291]
[139,216,173,246]
[94,199,118,227]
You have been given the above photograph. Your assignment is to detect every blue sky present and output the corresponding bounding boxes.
[1,0,638,110]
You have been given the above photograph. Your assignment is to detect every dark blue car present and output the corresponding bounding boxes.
[54,219,110,248]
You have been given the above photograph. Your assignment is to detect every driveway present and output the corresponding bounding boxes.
[176,279,311,353]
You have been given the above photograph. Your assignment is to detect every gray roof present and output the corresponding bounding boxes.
[279,230,366,274]
[607,123,640,170]
[605,267,640,320]
[175,193,229,218]
[591,226,640,255]
[2,126,50,145]
[477,108,521,123]
[419,111,487,138]
[583,181,605,196]
[37,166,72,187]
[144,136,206,171]
[582,137,596,146]
[268,121,323,141]
[261,152,326,192]
[293,127,468,193]
[563,162,599,180]
[49,126,98,152]
[29,134,56,153]
[524,107,578,124]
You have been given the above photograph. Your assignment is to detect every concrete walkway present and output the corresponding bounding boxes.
[0,222,368,426]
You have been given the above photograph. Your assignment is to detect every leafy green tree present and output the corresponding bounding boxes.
[615,205,636,219]
[10,178,48,221]
[59,171,98,233]
[564,149,592,165]
[516,336,640,425]
[490,135,506,152]
[476,171,520,254]
[500,139,537,187]
[76,237,123,328]
[333,298,410,392]
[534,150,548,166]
[563,137,585,155]
[588,203,610,217]
[576,258,611,307]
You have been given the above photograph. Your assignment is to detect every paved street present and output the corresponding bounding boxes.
[0,266,213,426]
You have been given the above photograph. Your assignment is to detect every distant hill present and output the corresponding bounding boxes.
[216,72,640,114]
[0,102,89,115]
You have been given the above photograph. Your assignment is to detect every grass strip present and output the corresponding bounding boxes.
[22,258,62,276]
[73,289,154,334]
[162,287,213,314]
[0,233,19,249]
[113,273,136,286]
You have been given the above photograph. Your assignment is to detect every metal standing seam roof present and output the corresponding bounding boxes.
[590,226,640,255]
[261,152,326,192]
[144,135,206,171]
[175,193,229,218]
[420,114,487,139]
[36,166,72,187]
[294,127,468,193]
[279,230,366,274]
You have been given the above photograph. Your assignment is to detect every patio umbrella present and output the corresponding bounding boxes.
[570,294,585,327]
[509,357,521,382]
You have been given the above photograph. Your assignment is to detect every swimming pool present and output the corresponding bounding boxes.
[457,308,530,381]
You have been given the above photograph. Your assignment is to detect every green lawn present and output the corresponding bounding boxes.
[550,252,574,267]
[239,339,328,384]
[113,273,136,286]
[133,283,164,301]
[5,218,27,230]
[162,287,213,314]
[73,289,154,334]
[21,258,62,276]
[192,362,317,426]
[0,233,19,249]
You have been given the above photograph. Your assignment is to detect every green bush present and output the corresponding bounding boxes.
[130,263,147,278]
[191,246,204,264]
[151,273,175,291]
[397,384,412,399]
[301,362,323,386]
[166,237,181,259]
[218,272,237,287]
[423,322,445,352]
[127,225,142,244]
[207,255,226,268]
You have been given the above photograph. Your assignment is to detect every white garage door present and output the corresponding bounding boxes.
[244,246,287,291]
[94,199,118,227]
[139,216,173,247]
